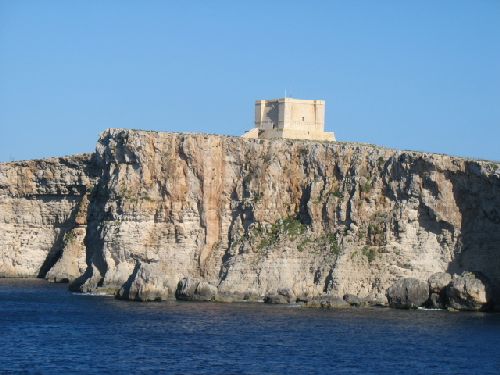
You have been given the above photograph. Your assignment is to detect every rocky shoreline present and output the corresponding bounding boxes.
[1,129,499,312]
[112,270,494,312]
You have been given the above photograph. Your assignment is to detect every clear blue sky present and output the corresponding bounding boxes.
[1,1,499,162]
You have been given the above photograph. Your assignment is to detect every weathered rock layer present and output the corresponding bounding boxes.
[1,129,499,309]
[0,155,98,279]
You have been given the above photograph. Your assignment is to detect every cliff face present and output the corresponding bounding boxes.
[0,155,98,278]
[1,129,499,304]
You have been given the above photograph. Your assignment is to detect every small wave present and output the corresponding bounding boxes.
[285,303,303,308]
[72,292,114,297]
[417,307,444,311]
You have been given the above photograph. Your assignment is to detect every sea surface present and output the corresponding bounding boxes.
[0,279,499,374]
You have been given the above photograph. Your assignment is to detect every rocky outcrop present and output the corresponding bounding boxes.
[386,278,429,309]
[175,277,218,301]
[427,272,452,308]
[116,261,170,302]
[304,295,350,309]
[446,272,491,311]
[1,129,499,310]
[343,294,363,307]
[0,154,98,279]
[428,272,452,294]
[265,288,296,304]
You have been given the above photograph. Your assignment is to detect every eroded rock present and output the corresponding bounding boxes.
[343,294,363,307]
[427,272,452,309]
[69,265,103,294]
[265,288,296,304]
[175,277,218,301]
[195,281,218,301]
[446,272,492,311]
[305,295,349,309]
[116,262,169,302]
[386,278,429,309]
[215,291,262,303]
[429,272,452,293]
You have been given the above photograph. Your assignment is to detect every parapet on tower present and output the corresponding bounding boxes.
[242,98,335,141]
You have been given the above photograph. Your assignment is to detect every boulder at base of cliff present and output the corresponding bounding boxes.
[264,288,296,304]
[305,295,349,309]
[215,291,262,303]
[427,272,452,309]
[445,272,492,311]
[175,277,218,301]
[116,262,169,302]
[343,294,364,307]
[69,264,103,293]
[386,278,429,309]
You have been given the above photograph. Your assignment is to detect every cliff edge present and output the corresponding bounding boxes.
[1,129,499,308]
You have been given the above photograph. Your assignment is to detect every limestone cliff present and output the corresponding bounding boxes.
[1,129,499,305]
[0,155,98,279]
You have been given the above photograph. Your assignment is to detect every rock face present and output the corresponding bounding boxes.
[0,155,98,279]
[386,278,429,309]
[446,272,491,311]
[1,129,500,308]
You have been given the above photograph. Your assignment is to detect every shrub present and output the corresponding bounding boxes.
[360,178,372,193]
[253,216,307,251]
[362,246,376,264]
[64,231,76,244]
[327,233,341,255]
[281,217,306,237]
[331,189,343,199]
[297,238,312,252]
[378,156,385,168]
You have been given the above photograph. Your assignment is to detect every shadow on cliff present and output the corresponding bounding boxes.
[217,189,255,282]
[37,194,84,278]
[446,161,500,303]
[69,174,111,290]
[38,156,102,279]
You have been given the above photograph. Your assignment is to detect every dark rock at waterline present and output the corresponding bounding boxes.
[264,294,289,304]
[175,277,198,300]
[428,272,452,294]
[427,293,445,309]
[386,278,429,309]
[343,294,362,307]
[426,272,452,309]
[216,291,262,303]
[175,277,217,301]
[305,295,350,309]
[264,288,296,304]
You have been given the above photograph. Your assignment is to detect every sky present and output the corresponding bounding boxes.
[1,1,499,162]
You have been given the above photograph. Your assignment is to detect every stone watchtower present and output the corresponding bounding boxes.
[242,98,335,141]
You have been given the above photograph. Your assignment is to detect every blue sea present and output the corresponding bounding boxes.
[0,279,499,374]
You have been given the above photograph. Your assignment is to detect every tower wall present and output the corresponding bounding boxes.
[249,98,334,141]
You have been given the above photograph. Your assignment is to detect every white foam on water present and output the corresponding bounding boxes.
[72,292,114,297]
[418,307,444,311]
